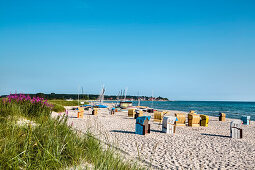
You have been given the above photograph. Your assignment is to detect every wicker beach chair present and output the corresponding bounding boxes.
[200,115,209,127]
[219,113,226,121]
[128,108,136,118]
[175,113,186,126]
[188,113,200,127]
[230,120,242,139]
[77,107,84,118]
[153,111,164,123]
[135,110,143,119]
[92,108,98,115]
[241,115,250,125]
[162,116,177,134]
[135,116,151,135]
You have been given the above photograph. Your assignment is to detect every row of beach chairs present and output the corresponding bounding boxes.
[75,107,250,139]
[134,110,210,135]
[135,115,246,139]
[78,107,250,127]
[151,110,210,127]
[132,109,250,139]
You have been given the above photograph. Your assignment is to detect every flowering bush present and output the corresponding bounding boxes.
[0,94,54,118]
[3,94,53,107]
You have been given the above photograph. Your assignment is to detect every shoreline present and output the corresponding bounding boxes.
[105,101,255,121]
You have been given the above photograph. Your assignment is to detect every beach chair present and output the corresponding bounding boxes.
[111,107,115,115]
[162,116,177,134]
[188,114,200,127]
[241,115,250,125]
[175,113,186,126]
[200,115,209,127]
[147,108,154,113]
[230,120,242,139]
[153,110,164,123]
[219,113,226,121]
[92,108,98,115]
[135,116,151,135]
[135,110,143,119]
[77,107,84,118]
[128,108,136,117]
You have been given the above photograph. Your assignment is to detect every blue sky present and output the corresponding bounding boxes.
[0,0,255,101]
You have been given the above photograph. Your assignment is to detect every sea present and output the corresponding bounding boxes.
[108,101,255,121]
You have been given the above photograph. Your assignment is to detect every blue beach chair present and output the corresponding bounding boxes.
[135,116,151,135]
[241,115,251,125]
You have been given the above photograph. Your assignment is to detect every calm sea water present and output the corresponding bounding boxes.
[109,101,255,121]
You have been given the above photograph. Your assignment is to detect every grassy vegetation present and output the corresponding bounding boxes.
[0,95,141,169]
[51,103,66,113]
[49,100,90,113]
[49,100,88,106]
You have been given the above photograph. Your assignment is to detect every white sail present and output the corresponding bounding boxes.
[98,86,105,104]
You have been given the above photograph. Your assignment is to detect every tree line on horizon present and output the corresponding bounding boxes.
[0,93,169,101]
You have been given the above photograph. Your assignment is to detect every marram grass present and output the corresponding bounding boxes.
[0,95,141,170]
[51,103,66,113]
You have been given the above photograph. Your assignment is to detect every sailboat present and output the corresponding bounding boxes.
[119,88,133,109]
[98,86,105,104]
[95,86,108,108]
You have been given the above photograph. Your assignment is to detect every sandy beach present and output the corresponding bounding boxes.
[53,106,255,169]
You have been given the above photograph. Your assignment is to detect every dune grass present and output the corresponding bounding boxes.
[49,99,89,113]
[48,100,88,106]
[51,103,66,112]
[0,95,141,170]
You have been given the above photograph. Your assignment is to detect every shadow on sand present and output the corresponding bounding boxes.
[150,129,164,133]
[201,133,230,138]
[110,130,135,134]
[208,119,220,122]
[70,116,79,118]
[123,118,134,120]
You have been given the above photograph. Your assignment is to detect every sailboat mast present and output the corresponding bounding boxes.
[81,87,84,100]
[124,87,128,101]
[137,91,140,106]
[98,85,105,104]
[78,87,80,106]
[151,90,154,108]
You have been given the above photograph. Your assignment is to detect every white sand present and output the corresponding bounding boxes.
[53,106,255,169]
